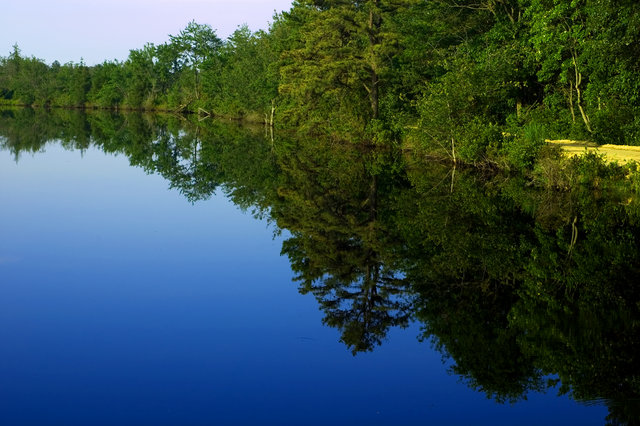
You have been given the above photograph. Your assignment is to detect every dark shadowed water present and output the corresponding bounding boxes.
[2,109,638,425]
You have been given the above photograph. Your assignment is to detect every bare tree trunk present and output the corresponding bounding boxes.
[572,52,592,133]
[270,99,276,127]
[370,69,379,120]
[450,165,456,194]
[194,69,200,100]
[568,81,576,124]
[451,137,457,165]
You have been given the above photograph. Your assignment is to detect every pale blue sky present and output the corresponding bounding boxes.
[0,0,294,65]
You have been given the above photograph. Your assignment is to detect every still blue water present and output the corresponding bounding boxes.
[0,143,607,425]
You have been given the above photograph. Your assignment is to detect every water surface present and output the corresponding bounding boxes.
[1,109,634,424]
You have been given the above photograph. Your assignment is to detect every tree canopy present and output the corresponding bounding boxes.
[2,1,639,159]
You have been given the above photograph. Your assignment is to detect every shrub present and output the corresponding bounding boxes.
[502,122,546,169]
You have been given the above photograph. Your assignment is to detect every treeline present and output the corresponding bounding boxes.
[1,0,640,162]
[0,21,276,121]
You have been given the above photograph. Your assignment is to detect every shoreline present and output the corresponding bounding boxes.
[547,139,640,164]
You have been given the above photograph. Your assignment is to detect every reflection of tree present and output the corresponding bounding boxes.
[0,108,92,159]
[399,156,640,422]
[5,109,640,422]
[286,234,412,354]
[510,186,640,425]
[511,283,640,425]
[274,139,413,354]
[393,163,545,401]
[417,280,546,402]
[0,108,277,205]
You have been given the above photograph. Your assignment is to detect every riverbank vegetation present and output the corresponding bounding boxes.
[1,0,640,167]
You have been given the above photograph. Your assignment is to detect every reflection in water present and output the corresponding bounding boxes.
[2,108,640,424]
[274,140,413,354]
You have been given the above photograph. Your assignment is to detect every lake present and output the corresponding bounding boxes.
[1,108,636,425]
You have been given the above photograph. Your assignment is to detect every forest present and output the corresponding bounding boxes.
[1,0,640,167]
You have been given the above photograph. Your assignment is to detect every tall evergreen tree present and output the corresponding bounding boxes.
[278,0,417,138]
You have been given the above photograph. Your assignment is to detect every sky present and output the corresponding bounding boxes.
[0,0,294,65]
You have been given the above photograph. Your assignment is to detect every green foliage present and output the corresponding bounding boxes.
[502,122,547,169]
[277,0,419,139]
[2,0,640,159]
[88,61,125,107]
[590,103,639,146]
[0,22,271,118]
[169,21,222,105]
[203,25,278,117]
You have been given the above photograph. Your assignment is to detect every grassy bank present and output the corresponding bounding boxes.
[547,140,640,164]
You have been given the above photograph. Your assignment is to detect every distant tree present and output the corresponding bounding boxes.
[87,61,125,108]
[203,25,278,118]
[169,21,222,103]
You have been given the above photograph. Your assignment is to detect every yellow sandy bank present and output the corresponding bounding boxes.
[547,139,640,164]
